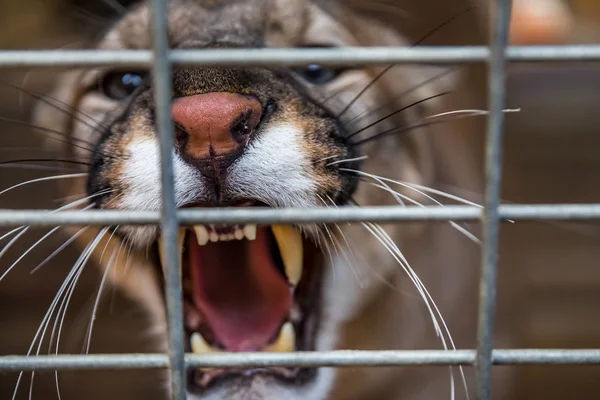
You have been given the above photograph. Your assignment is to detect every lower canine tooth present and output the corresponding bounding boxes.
[271,225,303,286]
[190,332,220,354]
[209,231,219,243]
[265,322,295,352]
[243,224,257,240]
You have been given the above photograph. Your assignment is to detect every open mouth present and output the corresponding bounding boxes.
[153,207,324,393]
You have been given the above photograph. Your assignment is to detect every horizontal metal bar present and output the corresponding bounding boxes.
[1,350,600,371]
[0,204,599,228]
[0,46,599,68]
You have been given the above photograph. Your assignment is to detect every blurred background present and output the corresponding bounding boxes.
[0,0,599,399]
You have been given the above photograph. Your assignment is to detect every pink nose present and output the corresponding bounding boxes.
[171,92,262,161]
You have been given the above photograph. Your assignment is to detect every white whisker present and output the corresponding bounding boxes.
[365,222,468,400]
[316,155,339,163]
[51,227,110,400]
[0,226,61,283]
[0,173,87,196]
[345,168,479,243]
[0,226,26,242]
[424,108,520,121]
[11,227,108,400]
[315,195,338,282]
[0,227,29,263]
[84,246,118,354]
[326,155,369,166]
[30,227,89,275]
[321,196,366,288]
[84,227,120,354]
[0,191,111,281]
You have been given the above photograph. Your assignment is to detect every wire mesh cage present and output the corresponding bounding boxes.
[1,0,600,399]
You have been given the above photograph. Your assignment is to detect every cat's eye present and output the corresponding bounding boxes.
[295,64,341,85]
[99,71,146,100]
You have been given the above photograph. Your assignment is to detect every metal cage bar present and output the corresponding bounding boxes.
[475,1,511,398]
[149,0,187,397]
[1,204,600,227]
[1,0,600,399]
[0,46,600,68]
[1,350,600,372]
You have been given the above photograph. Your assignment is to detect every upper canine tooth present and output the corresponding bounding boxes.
[194,225,209,246]
[157,229,186,276]
[265,322,295,352]
[243,224,257,241]
[190,332,220,354]
[271,225,303,286]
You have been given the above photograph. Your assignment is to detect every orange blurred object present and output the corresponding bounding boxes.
[510,0,573,44]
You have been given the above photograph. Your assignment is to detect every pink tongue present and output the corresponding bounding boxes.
[188,228,292,351]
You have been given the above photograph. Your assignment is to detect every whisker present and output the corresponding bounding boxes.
[338,6,474,118]
[51,227,110,399]
[4,81,110,133]
[424,108,521,120]
[0,228,30,267]
[315,195,338,281]
[1,226,27,242]
[0,116,98,149]
[344,67,459,126]
[12,227,108,400]
[30,227,89,275]
[0,159,91,167]
[325,155,368,167]
[345,92,450,140]
[1,201,98,282]
[84,234,121,354]
[353,108,520,146]
[0,226,62,283]
[362,221,466,400]
[346,168,479,242]
[1,191,110,280]
[362,182,478,242]
[0,163,82,173]
[0,173,88,196]
[320,195,364,287]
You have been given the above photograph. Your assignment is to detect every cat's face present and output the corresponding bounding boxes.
[35,0,482,398]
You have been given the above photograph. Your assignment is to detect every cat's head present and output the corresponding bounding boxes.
[35,0,484,398]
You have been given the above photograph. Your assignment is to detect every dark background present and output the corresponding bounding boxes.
[0,0,599,399]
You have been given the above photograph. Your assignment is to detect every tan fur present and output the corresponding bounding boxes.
[34,1,513,399]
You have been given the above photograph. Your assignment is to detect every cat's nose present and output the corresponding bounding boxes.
[171,92,262,167]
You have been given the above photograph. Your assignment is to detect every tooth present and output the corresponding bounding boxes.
[194,225,209,246]
[265,322,295,352]
[190,332,220,354]
[271,225,303,286]
[219,234,228,241]
[243,224,257,241]
[234,228,244,240]
[227,233,235,241]
[157,229,186,275]
[209,231,219,243]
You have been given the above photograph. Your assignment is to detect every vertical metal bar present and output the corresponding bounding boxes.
[149,0,186,398]
[475,0,512,399]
